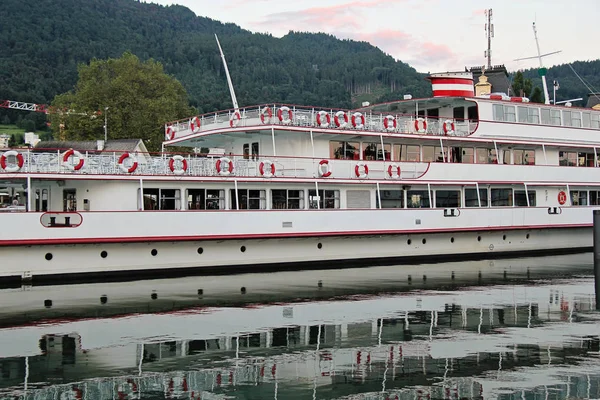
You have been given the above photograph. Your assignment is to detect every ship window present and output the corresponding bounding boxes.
[141,188,181,210]
[513,149,535,165]
[528,108,540,124]
[230,189,266,210]
[590,191,600,205]
[591,113,600,129]
[571,191,588,206]
[503,106,516,122]
[468,106,478,121]
[308,190,340,209]
[541,108,551,125]
[272,189,304,209]
[582,112,591,128]
[562,110,572,127]
[461,148,474,163]
[571,112,582,128]
[453,107,464,120]
[434,146,447,162]
[376,190,404,209]
[514,190,536,207]
[422,146,435,162]
[435,190,461,208]
[186,189,224,210]
[63,189,77,212]
[518,106,528,123]
[550,109,561,126]
[347,190,371,208]
[476,148,497,164]
[407,190,430,208]
[493,104,504,121]
[465,188,488,207]
[330,141,359,160]
[491,188,513,207]
[362,143,390,161]
[559,151,577,166]
[394,144,420,162]
[243,143,250,160]
[251,142,259,160]
[35,188,49,212]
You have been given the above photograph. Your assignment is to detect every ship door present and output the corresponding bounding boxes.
[63,189,77,211]
[34,187,50,212]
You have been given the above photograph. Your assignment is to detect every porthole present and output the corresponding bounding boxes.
[197,247,204,254]
[240,246,246,253]
[422,238,426,244]
[317,243,322,249]
[477,236,481,242]
[151,249,158,256]
[45,253,53,261]
[407,239,412,245]
[502,235,507,241]
[450,237,455,243]
[100,251,108,258]
[526,233,530,239]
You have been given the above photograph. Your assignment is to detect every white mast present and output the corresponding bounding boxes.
[514,22,561,105]
[215,34,239,111]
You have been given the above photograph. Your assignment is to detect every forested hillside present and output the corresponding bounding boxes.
[0,0,428,119]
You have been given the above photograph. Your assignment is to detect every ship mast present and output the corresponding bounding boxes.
[514,22,561,104]
[215,34,239,112]
[484,9,494,70]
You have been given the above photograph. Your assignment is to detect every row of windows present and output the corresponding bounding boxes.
[493,104,600,129]
[141,187,550,211]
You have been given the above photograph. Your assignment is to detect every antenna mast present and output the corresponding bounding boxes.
[484,9,494,70]
[215,34,239,111]
[514,23,561,105]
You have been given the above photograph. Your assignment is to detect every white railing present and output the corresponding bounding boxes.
[0,150,428,180]
[166,104,476,141]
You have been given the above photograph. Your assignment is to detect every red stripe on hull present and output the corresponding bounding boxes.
[432,90,475,97]
[429,78,473,85]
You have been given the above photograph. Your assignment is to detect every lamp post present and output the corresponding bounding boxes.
[103,107,109,141]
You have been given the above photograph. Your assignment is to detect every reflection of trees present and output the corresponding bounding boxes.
[334,142,358,159]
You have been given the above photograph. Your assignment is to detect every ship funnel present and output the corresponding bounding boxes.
[427,72,474,97]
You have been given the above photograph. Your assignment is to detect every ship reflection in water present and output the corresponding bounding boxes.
[0,254,598,400]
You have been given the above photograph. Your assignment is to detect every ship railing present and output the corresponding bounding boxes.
[1,150,428,180]
[166,104,476,141]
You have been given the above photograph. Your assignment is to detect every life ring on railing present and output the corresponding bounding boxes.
[216,157,234,176]
[62,149,85,171]
[352,112,365,129]
[277,106,293,124]
[259,160,276,178]
[189,116,201,132]
[383,115,397,131]
[414,117,427,133]
[354,162,368,179]
[260,107,273,124]
[442,119,455,135]
[229,111,241,128]
[558,191,567,205]
[0,150,24,172]
[316,111,330,128]
[118,152,138,173]
[334,111,348,128]
[169,155,187,175]
[165,126,175,140]
[318,159,332,177]
[387,164,401,179]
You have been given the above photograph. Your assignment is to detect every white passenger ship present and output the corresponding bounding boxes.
[1,70,599,283]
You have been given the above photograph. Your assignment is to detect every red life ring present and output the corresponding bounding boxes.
[442,119,455,135]
[63,149,84,171]
[260,107,273,124]
[277,106,292,124]
[414,118,427,133]
[189,116,201,132]
[316,111,330,128]
[229,111,241,127]
[354,162,368,178]
[259,160,276,178]
[383,115,397,131]
[387,164,401,178]
[334,111,348,128]
[215,157,234,176]
[165,126,175,140]
[351,112,365,129]
[318,159,332,177]
[118,152,138,173]
[169,155,187,175]
[557,191,567,205]
[0,150,24,172]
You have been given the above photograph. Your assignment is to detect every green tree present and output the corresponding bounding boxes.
[1,116,10,125]
[511,71,533,97]
[529,87,544,103]
[49,52,194,151]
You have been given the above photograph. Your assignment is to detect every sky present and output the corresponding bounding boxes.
[146,0,599,73]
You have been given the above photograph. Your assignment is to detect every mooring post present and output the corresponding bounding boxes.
[594,210,600,310]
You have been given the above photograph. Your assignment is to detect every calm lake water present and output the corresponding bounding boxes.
[0,253,599,400]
